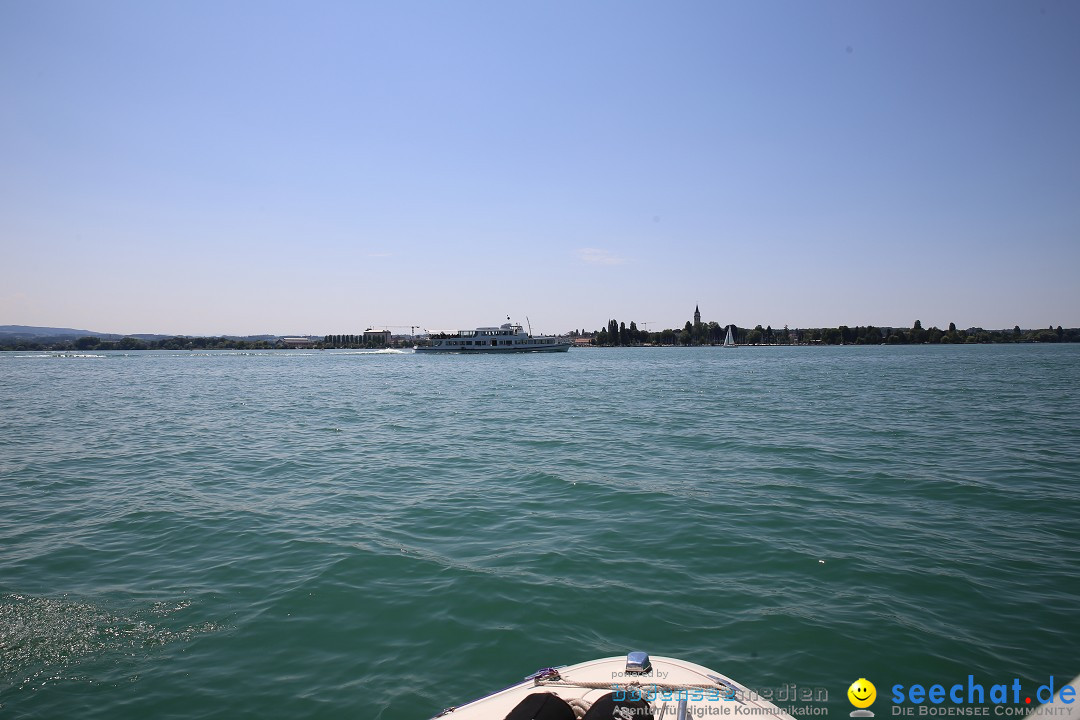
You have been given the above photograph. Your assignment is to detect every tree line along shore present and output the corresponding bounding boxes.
[1,320,1077,352]
[577,318,1078,346]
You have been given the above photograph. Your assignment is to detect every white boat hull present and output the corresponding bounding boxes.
[415,344,571,354]
[431,655,799,719]
[417,321,570,354]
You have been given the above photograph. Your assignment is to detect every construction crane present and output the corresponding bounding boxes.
[375,325,422,336]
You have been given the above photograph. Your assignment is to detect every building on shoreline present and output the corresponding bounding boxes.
[363,329,391,346]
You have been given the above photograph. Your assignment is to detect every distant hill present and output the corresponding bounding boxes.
[0,325,279,341]
[0,325,108,338]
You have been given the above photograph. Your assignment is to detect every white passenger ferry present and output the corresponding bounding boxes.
[416,322,570,353]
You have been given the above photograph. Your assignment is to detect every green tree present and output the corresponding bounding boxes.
[606,319,618,346]
[1034,329,1057,343]
[690,323,704,345]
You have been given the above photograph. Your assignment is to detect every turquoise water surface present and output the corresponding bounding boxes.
[1,345,1078,719]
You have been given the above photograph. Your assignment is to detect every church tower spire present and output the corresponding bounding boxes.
[694,305,701,326]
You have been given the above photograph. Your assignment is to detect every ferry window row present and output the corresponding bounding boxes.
[437,339,557,346]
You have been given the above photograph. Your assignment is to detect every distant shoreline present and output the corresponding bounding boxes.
[579,318,1077,347]
[1,322,1077,351]
[2,337,1079,352]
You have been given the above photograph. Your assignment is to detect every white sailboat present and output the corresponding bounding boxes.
[723,326,736,348]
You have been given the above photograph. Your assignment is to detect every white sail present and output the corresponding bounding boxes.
[724,326,735,347]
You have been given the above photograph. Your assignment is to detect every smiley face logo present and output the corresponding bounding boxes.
[848,678,876,709]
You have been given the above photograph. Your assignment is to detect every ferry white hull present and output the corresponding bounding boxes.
[415,344,571,354]
[417,321,570,354]
[430,654,800,720]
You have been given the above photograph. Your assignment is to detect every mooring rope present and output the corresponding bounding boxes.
[535,678,730,693]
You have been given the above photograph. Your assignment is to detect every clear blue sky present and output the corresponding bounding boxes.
[2,0,1077,336]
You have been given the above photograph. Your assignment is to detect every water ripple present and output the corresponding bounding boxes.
[0,346,1077,719]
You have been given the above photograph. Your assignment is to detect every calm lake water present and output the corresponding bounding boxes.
[1,345,1078,719]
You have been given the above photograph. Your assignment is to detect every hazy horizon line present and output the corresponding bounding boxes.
[4,320,1078,339]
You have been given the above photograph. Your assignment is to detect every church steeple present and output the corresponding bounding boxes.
[694,305,701,326]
